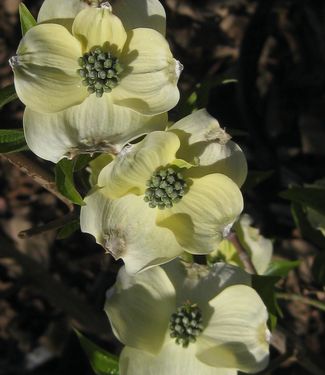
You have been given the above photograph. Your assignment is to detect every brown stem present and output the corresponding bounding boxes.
[227,232,257,274]
[18,212,78,238]
[1,153,74,211]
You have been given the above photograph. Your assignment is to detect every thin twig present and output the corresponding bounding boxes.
[227,232,257,274]
[276,292,325,312]
[1,153,74,211]
[18,212,78,239]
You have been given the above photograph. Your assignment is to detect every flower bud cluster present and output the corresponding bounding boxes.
[78,48,123,97]
[144,166,187,209]
[169,302,204,347]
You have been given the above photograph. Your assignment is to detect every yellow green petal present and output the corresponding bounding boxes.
[24,94,167,163]
[113,0,166,35]
[157,174,243,254]
[197,285,270,372]
[112,28,181,115]
[80,191,184,274]
[170,110,247,187]
[105,266,175,354]
[235,215,273,274]
[120,343,237,375]
[37,0,89,22]
[72,6,127,54]
[13,24,86,113]
[98,131,179,198]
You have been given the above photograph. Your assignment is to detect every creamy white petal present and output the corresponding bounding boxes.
[13,24,86,113]
[80,191,184,275]
[72,6,127,54]
[113,0,166,35]
[170,110,247,187]
[112,28,180,115]
[105,266,175,354]
[157,174,243,254]
[197,285,270,373]
[120,343,236,375]
[37,0,89,22]
[98,131,179,198]
[170,109,231,145]
[236,215,273,275]
[24,95,167,163]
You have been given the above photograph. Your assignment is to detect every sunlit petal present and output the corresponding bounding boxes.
[72,6,127,54]
[98,131,179,198]
[24,95,167,163]
[120,343,236,375]
[13,24,86,113]
[80,191,184,274]
[105,266,175,354]
[37,0,89,22]
[197,285,270,373]
[113,28,181,115]
[113,0,166,35]
[157,174,243,254]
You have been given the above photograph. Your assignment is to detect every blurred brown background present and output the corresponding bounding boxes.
[1,1,325,374]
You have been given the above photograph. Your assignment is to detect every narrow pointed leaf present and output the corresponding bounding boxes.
[19,3,37,36]
[265,260,300,277]
[55,159,85,206]
[0,85,18,110]
[76,331,119,375]
[57,218,80,240]
[0,129,28,153]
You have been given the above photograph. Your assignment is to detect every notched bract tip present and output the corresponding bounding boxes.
[9,55,19,69]
[100,1,112,11]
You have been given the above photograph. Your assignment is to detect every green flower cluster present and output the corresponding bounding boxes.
[78,48,122,97]
[144,167,187,209]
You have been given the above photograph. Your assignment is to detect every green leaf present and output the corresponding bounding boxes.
[55,159,85,206]
[0,85,18,110]
[76,331,119,375]
[280,187,325,216]
[19,3,37,36]
[74,154,94,172]
[265,260,300,277]
[242,170,274,192]
[0,129,28,153]
[57,219,80,240]
[291,203,325,249]
[252,275,282,330]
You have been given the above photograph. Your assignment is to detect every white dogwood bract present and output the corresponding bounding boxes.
[80,110,247,274]
[105,260,270,375]
[12,0,179,162]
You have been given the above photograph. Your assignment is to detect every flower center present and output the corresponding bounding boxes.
[169,302,203,348]
[78,48,123,97]
[144,166,187,209]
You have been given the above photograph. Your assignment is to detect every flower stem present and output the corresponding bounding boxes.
[227,232,257,274]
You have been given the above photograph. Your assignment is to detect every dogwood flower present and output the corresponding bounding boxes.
[10,0,179,162]
[80,110,247,274]
[105,260,270,375]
